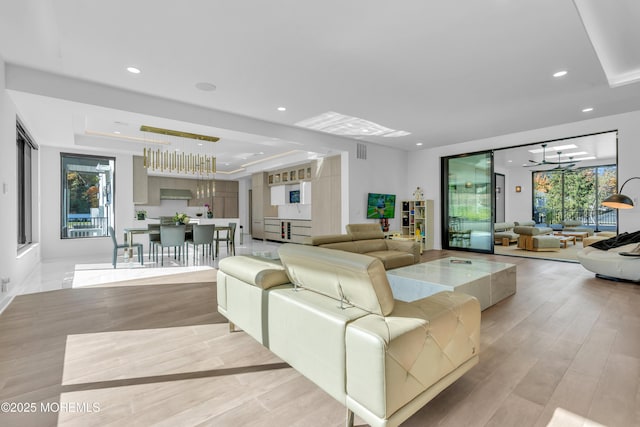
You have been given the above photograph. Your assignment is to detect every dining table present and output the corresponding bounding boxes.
[124,224,233,258]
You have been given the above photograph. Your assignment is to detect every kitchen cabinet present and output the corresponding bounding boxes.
[264,218,312,243]
[251,172,277,239]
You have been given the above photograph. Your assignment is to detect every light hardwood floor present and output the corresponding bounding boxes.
[1,250,639,426]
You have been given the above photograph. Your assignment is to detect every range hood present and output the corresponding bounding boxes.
[160,188,193,200]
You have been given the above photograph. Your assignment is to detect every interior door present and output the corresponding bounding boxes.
[442,152,493,253]
[495,173,505,223]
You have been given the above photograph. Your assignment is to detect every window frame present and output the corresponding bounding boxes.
[17,119,37,250]
[60,152,116,239]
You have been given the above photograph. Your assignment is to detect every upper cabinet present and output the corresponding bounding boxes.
[267,164,312,186]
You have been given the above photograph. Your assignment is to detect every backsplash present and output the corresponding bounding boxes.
[138,200,215,219]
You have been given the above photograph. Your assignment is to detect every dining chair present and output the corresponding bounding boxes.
[147,223,161,260]
[154,224,186,266]
[109,226,143,268]
[215,222,237,257]
[186,224,215,260]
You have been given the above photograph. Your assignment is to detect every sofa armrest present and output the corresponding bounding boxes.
[385,239,420,263]
[345,292,480,420]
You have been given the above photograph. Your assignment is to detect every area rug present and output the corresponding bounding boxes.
[493,240,583,263]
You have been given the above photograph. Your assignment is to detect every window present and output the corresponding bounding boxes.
[532,165,617,229]
[61,153,115,239]
[17,120,37,249]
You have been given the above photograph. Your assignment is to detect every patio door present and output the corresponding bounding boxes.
[442,152,493,253]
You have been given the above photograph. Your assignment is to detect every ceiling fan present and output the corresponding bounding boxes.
[524,143,580,168]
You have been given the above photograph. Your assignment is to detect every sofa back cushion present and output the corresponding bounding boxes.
[354,239,387,254]
[514,220,535,227]
[278,244,395,316]
[494,222,514,232]
[346,223,384,240]
[561,219,582,227]
[218,256,290,290]
[319,241,359,253]
[303,234,353,246]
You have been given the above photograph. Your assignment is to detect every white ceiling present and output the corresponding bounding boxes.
[1,1,639,178]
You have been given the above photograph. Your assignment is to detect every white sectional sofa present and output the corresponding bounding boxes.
[577,243,640,282]
[217,244,481,427]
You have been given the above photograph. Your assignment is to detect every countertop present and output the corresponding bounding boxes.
[264,217,311,221]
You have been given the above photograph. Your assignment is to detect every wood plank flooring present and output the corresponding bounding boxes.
[1,250,639,426]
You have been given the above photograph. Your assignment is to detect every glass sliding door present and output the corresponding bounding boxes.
[442,152,493,252]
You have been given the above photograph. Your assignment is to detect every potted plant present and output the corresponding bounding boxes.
[205,204,213,218]
[136,209,147,220]
[173,212,190,225]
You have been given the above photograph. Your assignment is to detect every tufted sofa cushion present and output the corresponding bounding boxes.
[279,244,395,316]
[345,292,480,420]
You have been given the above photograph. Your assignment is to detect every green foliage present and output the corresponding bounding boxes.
[67,172,100,214]
[533,166,616,223]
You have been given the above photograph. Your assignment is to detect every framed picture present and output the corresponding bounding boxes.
[268,174,274,184]
[283,172,288,182]
[306,167,311,179]
[298,168,305,180]
[275,173,281,183]
[290,170,296,180]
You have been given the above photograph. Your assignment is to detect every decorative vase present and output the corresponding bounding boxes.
[207,212,213,219]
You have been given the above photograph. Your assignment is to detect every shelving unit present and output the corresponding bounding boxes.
[401,199,434,251]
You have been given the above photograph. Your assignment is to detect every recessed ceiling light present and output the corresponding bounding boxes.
[195,82,216,91]
[277,107,287,111]
[197,143,203,146]
[553,70,568,78]
[507,160,513,163]
[582,107,594,112]
[416,142,423,146]
[113,131,121,134]
[126,66,141,74]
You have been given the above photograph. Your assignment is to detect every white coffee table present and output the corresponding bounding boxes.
[386,257,516,310]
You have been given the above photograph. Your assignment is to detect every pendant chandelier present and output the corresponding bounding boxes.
[141,125,218,176]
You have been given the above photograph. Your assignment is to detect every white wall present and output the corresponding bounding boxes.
[347,143,409,232]
[0,57,41,310]
[39,145,135,260]
[494,164,533,223]
[409,110,640,249]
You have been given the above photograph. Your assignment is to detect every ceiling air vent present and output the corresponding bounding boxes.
[357,143,367,160]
